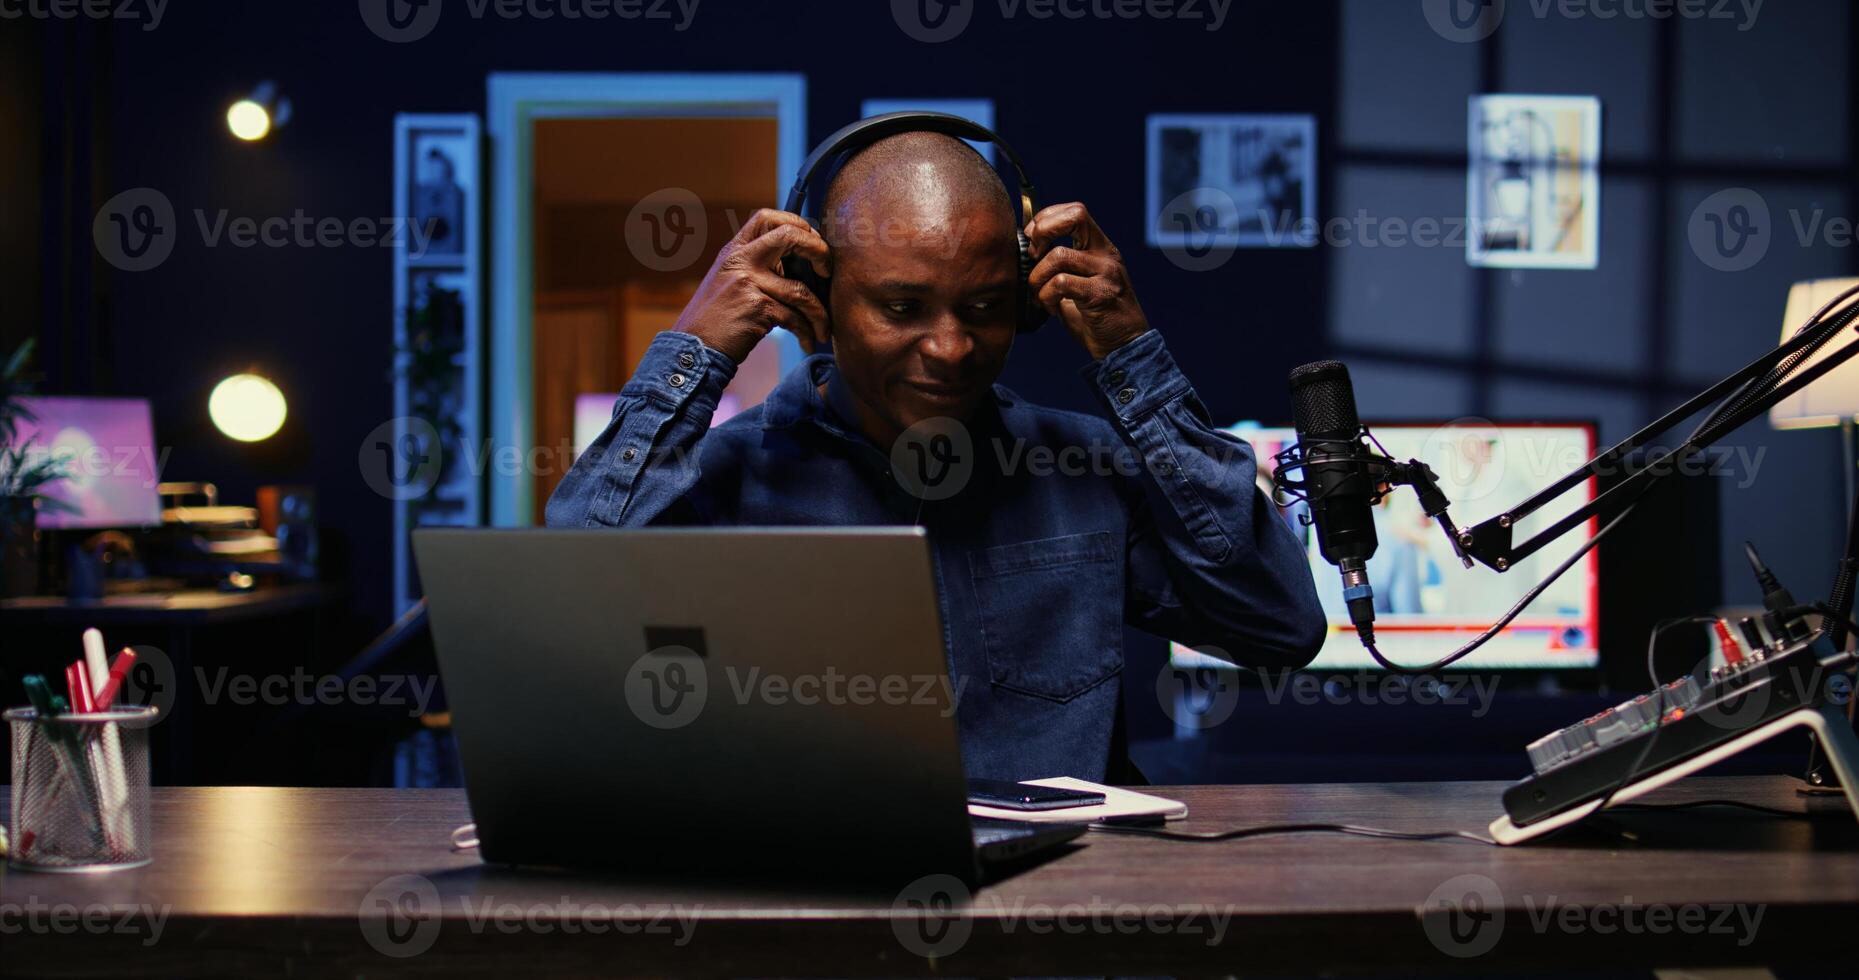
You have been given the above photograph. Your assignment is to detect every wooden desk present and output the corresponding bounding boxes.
[1,777,1854,976]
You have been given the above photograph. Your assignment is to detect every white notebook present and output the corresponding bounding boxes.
[966,777,1188,824]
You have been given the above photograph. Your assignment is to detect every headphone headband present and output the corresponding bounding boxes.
[780,111,1049,334]
[782,111,1037,224]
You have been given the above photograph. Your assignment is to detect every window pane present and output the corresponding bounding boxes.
[1492,178,1653,373]
[1498,12,1660,161]
[1338,0,1481,154]
[1676,2,1849,165]
[1328,166,1476,356]
[1669,181,1852,384]
[1350,361,1475,422]
[1490,378,1643,447]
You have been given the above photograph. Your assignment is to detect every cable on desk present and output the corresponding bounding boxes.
[1606,799,1819,819]
[1087,822,1497,846]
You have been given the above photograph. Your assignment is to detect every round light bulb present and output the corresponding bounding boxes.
[209,374,287,442]
[227,99,271,141]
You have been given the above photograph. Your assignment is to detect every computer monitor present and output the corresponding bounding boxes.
[1173,420,1601,671]
[8,396,163,529]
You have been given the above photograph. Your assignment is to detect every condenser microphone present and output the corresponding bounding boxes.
[1287,360,1381,640]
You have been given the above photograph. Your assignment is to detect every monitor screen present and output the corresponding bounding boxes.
[8,396,163,529]
[1172,421,1601,671]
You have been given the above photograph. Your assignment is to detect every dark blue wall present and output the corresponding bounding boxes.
[65,1,1338,636]
[13,1,1855,783]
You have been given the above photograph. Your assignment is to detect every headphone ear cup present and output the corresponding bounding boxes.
[780,254,826,305]
[1016,230,1045,333]
[780,218,832,343]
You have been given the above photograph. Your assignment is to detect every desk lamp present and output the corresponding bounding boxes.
[1769,277,1859,788]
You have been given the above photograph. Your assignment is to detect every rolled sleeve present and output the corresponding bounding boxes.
[545,331,736,528]
[1082,330,1234,562]
[1084,330,1326,670]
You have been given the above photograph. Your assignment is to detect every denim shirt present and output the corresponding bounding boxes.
[546,330,1326,782]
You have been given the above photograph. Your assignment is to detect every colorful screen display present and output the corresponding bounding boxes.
[9,396,163,529]
[1173,421,1601,671]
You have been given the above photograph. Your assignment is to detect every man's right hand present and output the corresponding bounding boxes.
[672,209,831,364]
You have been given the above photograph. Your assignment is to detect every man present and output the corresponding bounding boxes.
[548,131,1326,782]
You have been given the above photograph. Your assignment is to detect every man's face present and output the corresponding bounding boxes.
[825,193,1019,446]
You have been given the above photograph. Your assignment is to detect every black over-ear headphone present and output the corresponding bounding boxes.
[780,111,1048,334]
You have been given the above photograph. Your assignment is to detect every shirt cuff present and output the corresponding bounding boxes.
[621,331,738,412]
[1079,330,1192,423]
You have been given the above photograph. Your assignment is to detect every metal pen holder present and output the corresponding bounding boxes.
[6,706,157,873]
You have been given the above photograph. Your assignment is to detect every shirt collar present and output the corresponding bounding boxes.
[759,352,835,432]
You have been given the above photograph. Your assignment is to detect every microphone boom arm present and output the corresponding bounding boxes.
[1459,323,1859,573]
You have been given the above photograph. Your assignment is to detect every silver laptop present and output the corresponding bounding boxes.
[414,527,1083,886]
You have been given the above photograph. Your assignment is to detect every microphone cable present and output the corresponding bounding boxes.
[1360,287,1859,674]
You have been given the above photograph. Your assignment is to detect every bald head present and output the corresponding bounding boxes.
[820,131,1014,245]
[806,129,1023,453]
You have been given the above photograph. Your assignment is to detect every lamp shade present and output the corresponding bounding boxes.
[1769,277,1859,430]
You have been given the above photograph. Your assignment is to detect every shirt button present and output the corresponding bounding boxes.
[1116,387,1136,405]
[668,373,687,389]
[1106,369,1127,387]
[677,351,697,370]
[622,448,637,462]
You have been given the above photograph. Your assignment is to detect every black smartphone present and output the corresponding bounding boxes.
[966,779,1106,811]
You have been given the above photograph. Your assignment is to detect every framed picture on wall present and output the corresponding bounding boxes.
[409,130,474,259]
[1146,114,1317,250]
[1467,94,1602,270]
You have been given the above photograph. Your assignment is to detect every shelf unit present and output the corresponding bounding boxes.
[391,114,483,615]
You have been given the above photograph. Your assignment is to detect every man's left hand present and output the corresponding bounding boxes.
[1025,202,1150,360]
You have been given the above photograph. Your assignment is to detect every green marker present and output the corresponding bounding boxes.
[21,675,107,848]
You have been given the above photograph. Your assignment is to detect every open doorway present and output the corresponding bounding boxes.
[487,74,806,526]
[531,117,788,519]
